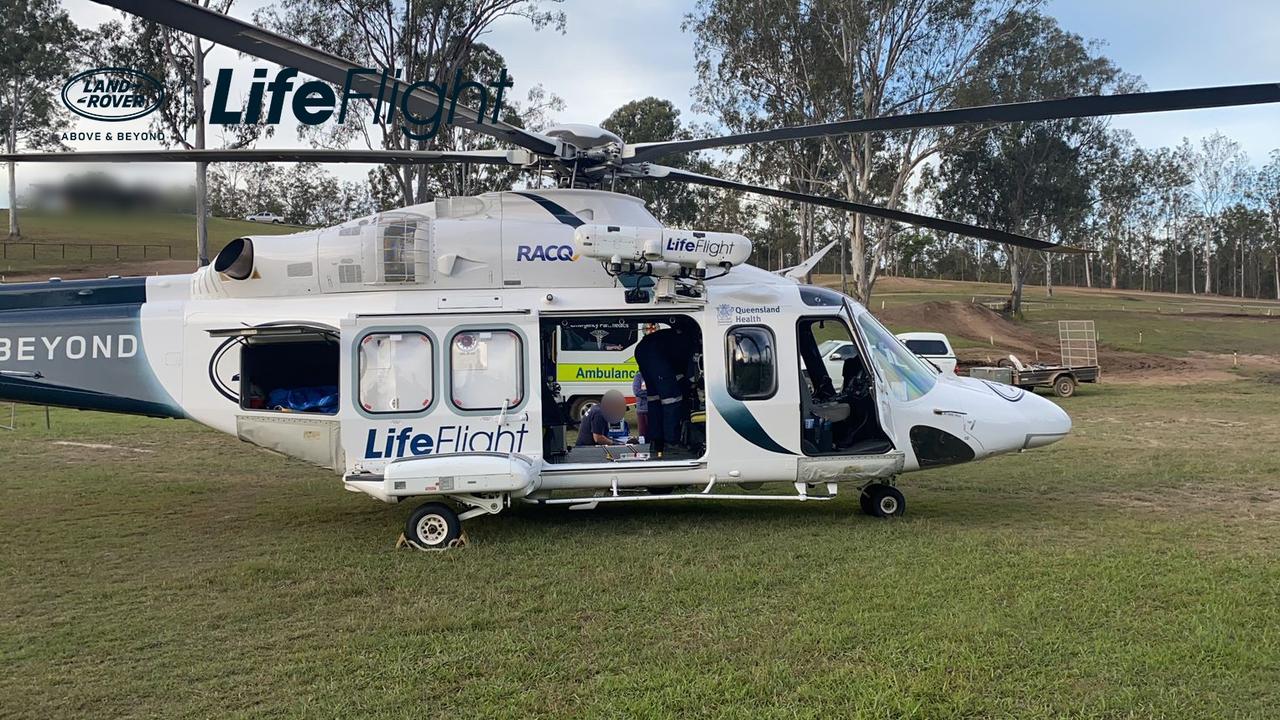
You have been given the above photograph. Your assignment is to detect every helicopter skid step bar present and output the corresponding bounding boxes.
[520,478,842,511]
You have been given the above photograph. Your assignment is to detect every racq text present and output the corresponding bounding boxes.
[209,66,514,141]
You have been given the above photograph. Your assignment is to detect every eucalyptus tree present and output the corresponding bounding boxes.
[1094,133,1147,290]
[0,0,80,237]
[687,0,1033,303]
[1146,145,1192,293]
[1186,131,1249,295]
[602,98,713,227]
[929,10,1117,312]
[257,0,565,206]
[93,0,268,266]
[1252,151,1280,299]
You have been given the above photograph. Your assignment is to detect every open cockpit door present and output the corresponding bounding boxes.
[848,310,983,469]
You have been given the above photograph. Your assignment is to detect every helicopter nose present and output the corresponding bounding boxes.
[1021,392,1072,449]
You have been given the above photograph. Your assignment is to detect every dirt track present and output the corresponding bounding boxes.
[873,300,1270,383]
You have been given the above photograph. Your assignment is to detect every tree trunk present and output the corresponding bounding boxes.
[194,40,209,266]
[7,82,18,238]
[1083,253,1092,288]
[1044,251,1053,298]
[1203,235,1212,295]
[5,161,16,238]
[1110,242,1118,289]
[1008,247,1025,314]
[1274,250,1279,300]
[1190,245,1197,294]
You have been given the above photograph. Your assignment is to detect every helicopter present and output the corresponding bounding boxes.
[3,0,1278,549]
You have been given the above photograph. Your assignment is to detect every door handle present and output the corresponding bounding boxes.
[933,408,967,416]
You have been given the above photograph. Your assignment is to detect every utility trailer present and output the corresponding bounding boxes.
[969,320,1100,398]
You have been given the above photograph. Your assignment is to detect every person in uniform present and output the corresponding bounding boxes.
[575,389,629,446]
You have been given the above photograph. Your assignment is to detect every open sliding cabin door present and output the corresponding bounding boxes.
[206,323,343,471]
[340,311,541,479]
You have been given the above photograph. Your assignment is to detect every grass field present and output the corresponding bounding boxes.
[831,276,1280,359]
[3,213,1280,717]
[0,209,299,277]
[3,380,1279,719]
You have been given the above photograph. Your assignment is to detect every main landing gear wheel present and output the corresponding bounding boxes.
[405,502,462,550]
[860,483,906,518]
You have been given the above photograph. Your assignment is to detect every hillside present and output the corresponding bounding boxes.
[0,210,301,279]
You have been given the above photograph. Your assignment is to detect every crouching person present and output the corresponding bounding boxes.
[576,389,628,446]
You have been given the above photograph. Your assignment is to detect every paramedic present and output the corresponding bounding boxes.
[575,389,628,446]
[635,327,695,452]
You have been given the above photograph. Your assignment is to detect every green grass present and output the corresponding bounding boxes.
[0,209,299,276]
[3,381,1279,719]
[1022,308,1280,357]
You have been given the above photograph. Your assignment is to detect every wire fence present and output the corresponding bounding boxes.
[967,295,1280,317]
[0,241,175,262]
[0,403,52,431]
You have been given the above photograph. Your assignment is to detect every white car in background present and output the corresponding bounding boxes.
[896,332,958,374]
[818,331,958,380]
[245,211,285,223]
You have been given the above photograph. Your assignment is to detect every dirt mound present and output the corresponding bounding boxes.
[879,301,1047,354]
[875,300,1192,377]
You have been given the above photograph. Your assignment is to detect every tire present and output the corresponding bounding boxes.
[862,483,906,518]
[1052,375,1077,398]
[405,502,461,550]
[859,487,875,515]
[568,396,600,424]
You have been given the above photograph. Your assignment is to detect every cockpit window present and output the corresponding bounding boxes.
[798,286,845,307]
[855,313,937,402]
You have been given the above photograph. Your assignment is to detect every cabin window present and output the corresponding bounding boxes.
[726,326,776,400]
[358,332,434,414]
[450,329,524,411]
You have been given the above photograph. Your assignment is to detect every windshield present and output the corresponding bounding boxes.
[855,312,937,402]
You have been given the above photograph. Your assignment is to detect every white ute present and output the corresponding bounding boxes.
[896,332,958,374]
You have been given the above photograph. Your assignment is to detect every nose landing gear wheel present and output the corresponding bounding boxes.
[860,483,906,518]
[405,502,462,550]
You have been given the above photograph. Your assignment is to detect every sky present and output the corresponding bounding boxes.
[6,0,1279,208]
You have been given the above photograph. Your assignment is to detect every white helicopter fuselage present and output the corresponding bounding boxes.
[0,189,1070,537]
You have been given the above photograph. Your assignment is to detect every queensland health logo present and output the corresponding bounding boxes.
[62,68,164,122]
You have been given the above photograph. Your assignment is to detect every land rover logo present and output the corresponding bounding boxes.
[61,67,164,122]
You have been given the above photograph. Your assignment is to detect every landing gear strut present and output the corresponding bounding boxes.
[859,483,906,518]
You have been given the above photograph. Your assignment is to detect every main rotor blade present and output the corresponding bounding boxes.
[629,83,1280,162]
[92,0,559,157]
[0,148,530,165]
[649,166,1088,253]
